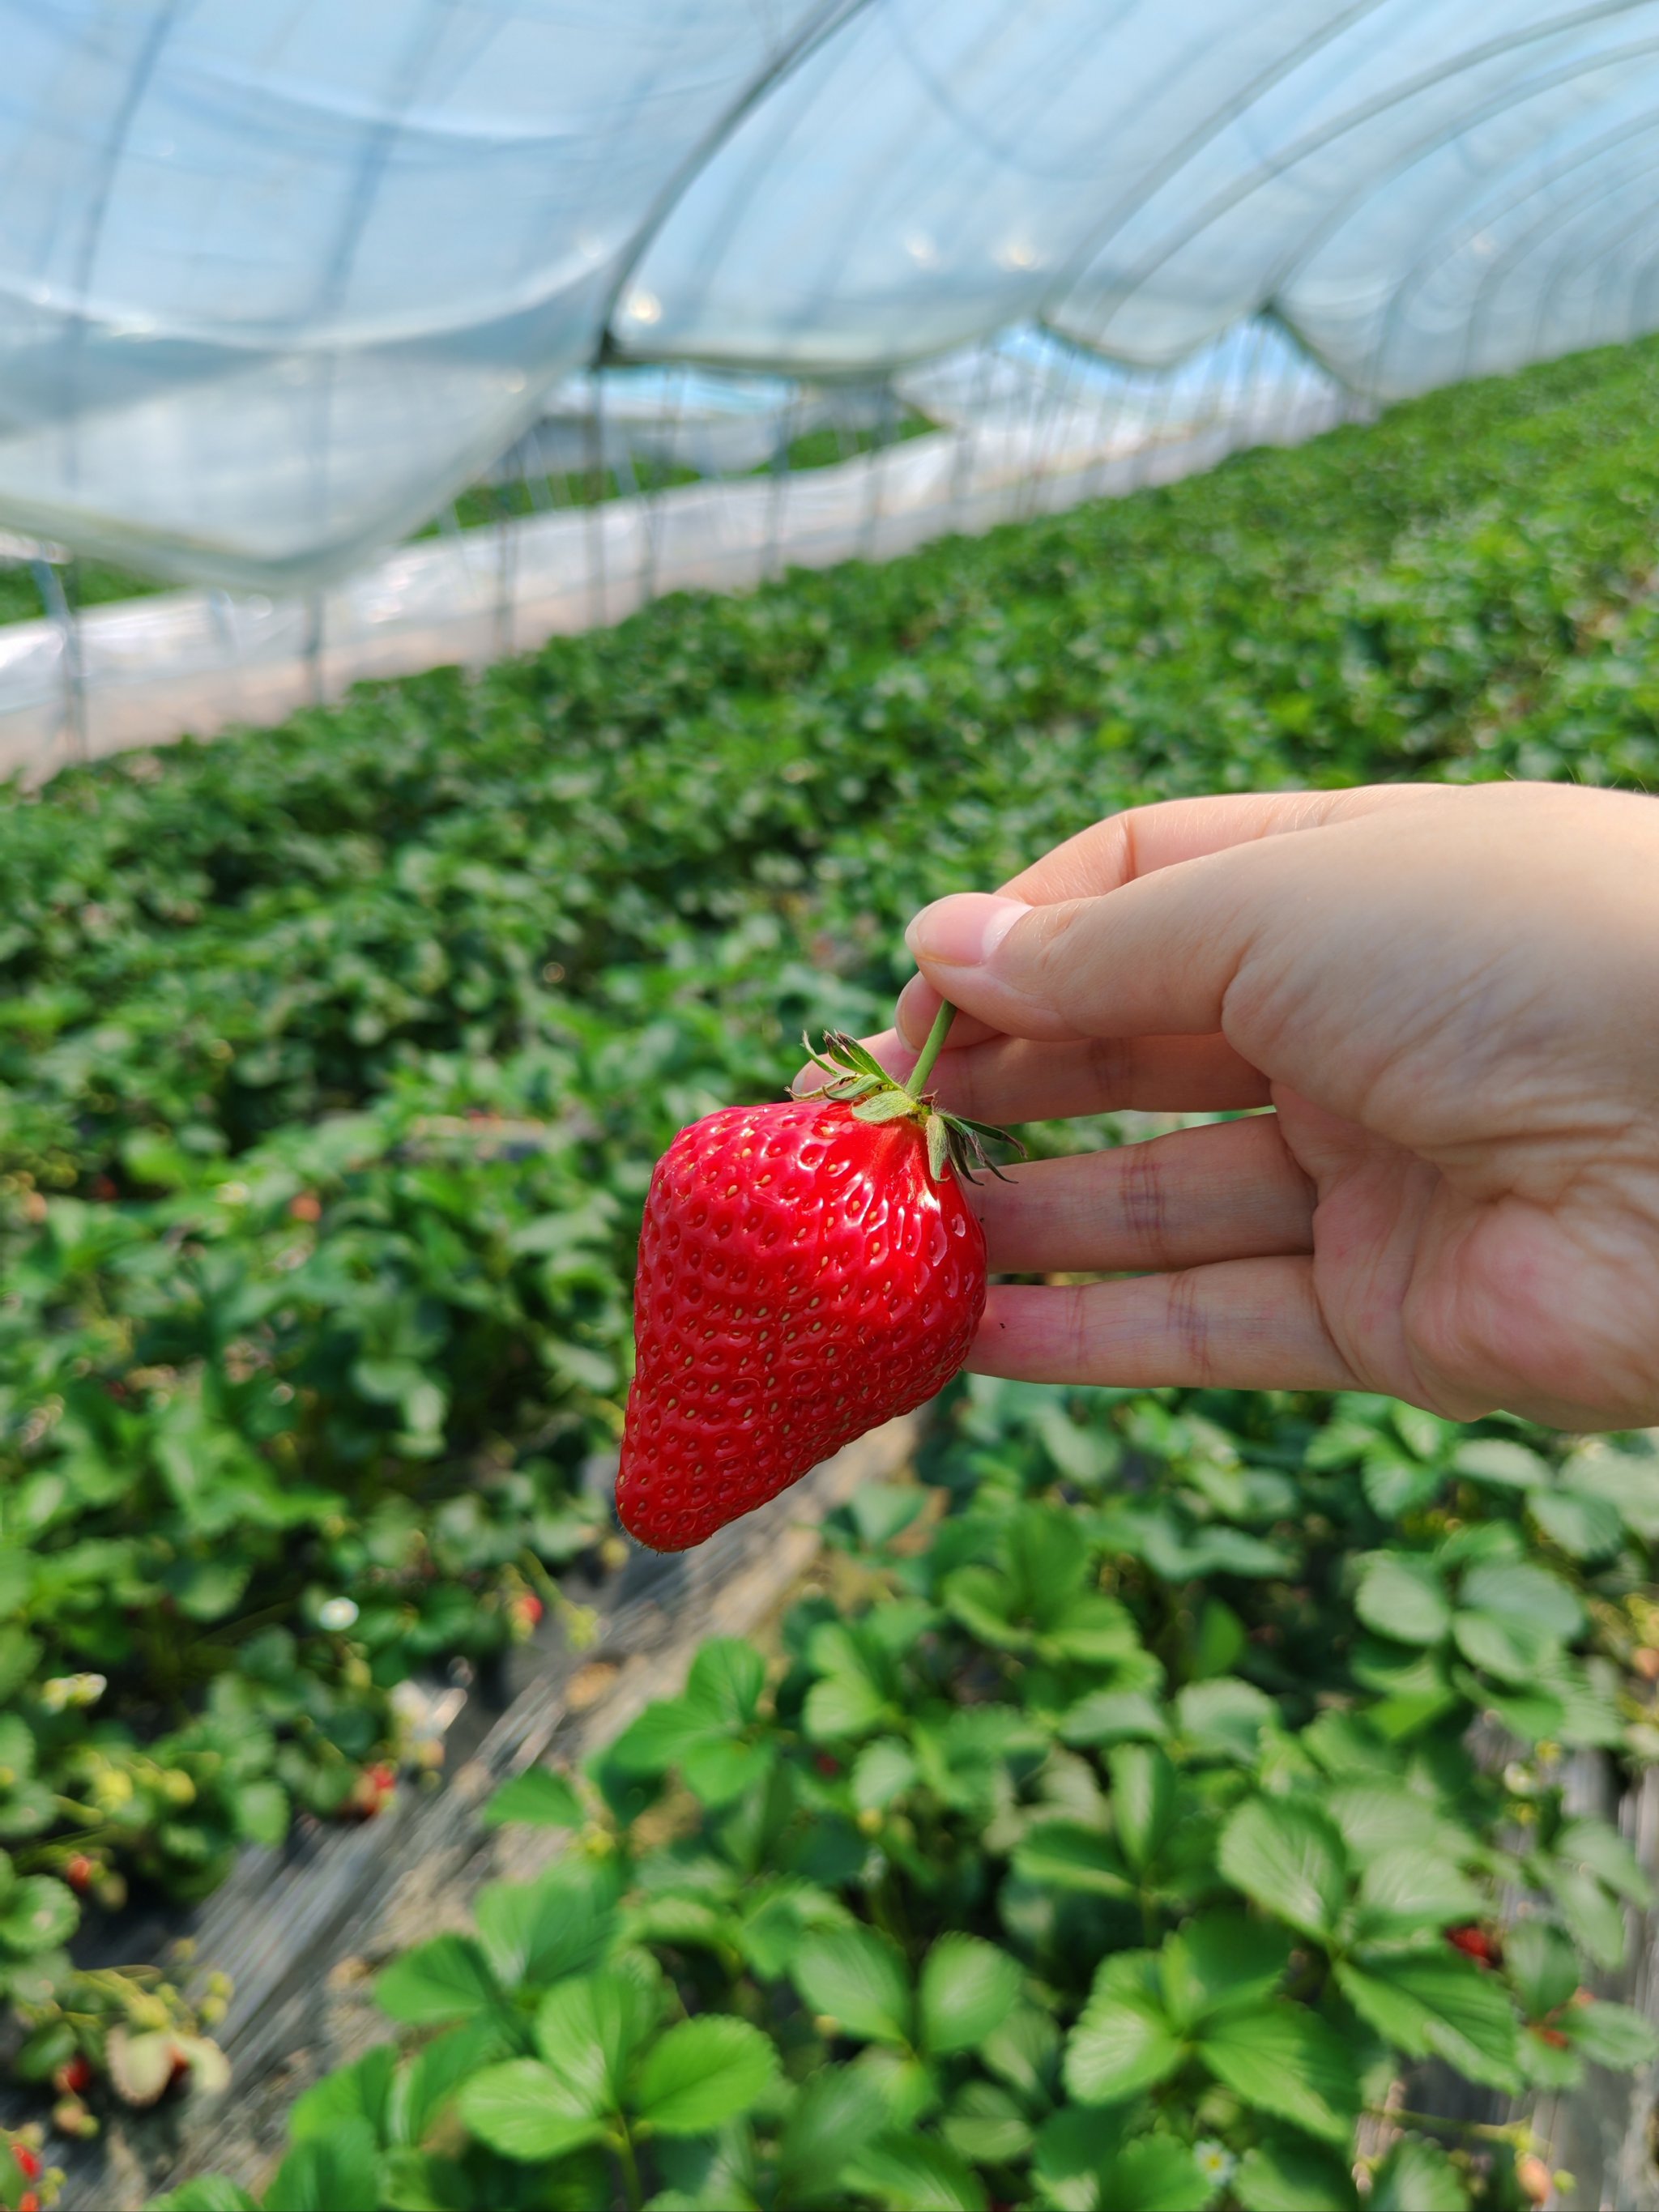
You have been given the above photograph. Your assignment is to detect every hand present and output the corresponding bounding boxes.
[821,783,1659,1430]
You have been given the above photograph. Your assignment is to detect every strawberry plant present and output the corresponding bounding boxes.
[159,1389,1659,2210]
[5,334,1659,2123]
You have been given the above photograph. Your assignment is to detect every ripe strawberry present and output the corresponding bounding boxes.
[617,1022,1010,1552]
[1446,1923,1501,1967]
[343,1762,398,1820]
[12,2143,41,2180]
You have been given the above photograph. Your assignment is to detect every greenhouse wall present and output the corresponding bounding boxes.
[0,364,1354,783]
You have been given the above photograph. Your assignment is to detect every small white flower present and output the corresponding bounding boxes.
[318,1596,360,1632]
[1194,2142,1236,2184]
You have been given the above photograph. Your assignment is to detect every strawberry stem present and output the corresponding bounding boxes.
[903,1000,955,1099]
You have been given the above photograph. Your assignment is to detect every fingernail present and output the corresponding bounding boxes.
[905,893,1030,970]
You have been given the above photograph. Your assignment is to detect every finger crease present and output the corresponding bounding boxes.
[1118,1140,1171,1263]
[1084,1034,1131,1102]
[1163,1269,1215,1384]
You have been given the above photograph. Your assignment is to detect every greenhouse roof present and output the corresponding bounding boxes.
[6,0,1659,586]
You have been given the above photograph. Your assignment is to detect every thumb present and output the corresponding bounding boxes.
[905,868,1260,1042]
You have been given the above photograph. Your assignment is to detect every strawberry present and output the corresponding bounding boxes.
[1446,1923,1501,1967]
[617,1017,1010,1552]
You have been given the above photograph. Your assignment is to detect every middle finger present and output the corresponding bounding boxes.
[970,1115,1314,1274]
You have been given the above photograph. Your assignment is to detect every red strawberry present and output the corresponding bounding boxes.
[617,1025,1008,1553]
[1446,1923,1501,1967]
[12,2145,41,2180]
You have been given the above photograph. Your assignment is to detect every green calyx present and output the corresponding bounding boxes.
[796,1007,1024,1186]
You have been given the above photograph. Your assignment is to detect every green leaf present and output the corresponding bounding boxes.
[290,2045,396,2142]
[1234,2135,1360,2211]
[1060,1690,1168,1747]
[1041,1592,1144,1664]
[1199,2007,1361,2146]
[941,2080,1032,2166]
[682,1735,771,1808]
[1451,1609,1555,1683]
[535,1971,655,2112]
[1006,1505,1091,1621]
[845,1483,929,1548]
[1354,1555,1451,1646]
[776,2066,890,2197]
[152,2183,262,2212]
[1555,1818,1654,1907]
[919,1935,1020,2057]
[483,1767,583,1830]
[980,2003,1060,2103]
[475,1866,615,1988]
[1569,1998,1659,2071]
[0,1874,78,1951]
[1450,1438,1550,1490]
[1529,1487,1624,1561]
[1107,2138,1211,2212]
[1552,1865,1628,1971]
[1370,2136,1469,2212]
[802,1624,892,1739]
[1354,1849,1485,1938]
[233,1778,290,1848]
[609,1697,721,1775]
[1217,1798,1348,1941]
[1064,1959,1183,2105]
[458,2057,610,2162]
[1324,1783,1462,1866]
[1109,1743,1175,1873]
[793,1926,913,2045]
[1560,1447,1659,1537]
[378,2146,493,2209]
[1454,1671,1565,1743]
[386,2020,509,2149]
[684,1638,766,1726]
[1457,1560,1583,1642]
[855,2044,938,2129]
[844,2132,987,2212]
[1033,2105,1134,2210]
[375,1936,502,2027]
[1013,1821,1134,1899]
[0,1627,40,1704]
[1362,1450,1443,1519]
[942,1566,1030,1653]
[1504,1920,1579,2022]
[1158,1912,1291,2033]
[1336,1954,1520,2090]
[633,2014,778,2135]
[852,1737,919,1813]
[1174,1678,1275,1763]
[262,2116,382,2212]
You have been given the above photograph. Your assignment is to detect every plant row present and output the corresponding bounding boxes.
[143,1380,1659,2212]
[5,337,1659,2097]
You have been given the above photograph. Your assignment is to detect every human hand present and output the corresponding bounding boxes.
[824,783,1659,1430]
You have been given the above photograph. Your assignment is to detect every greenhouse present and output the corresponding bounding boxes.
[3,5,1659,2210]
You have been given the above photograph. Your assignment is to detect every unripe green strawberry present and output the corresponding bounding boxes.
[617,1029,1009,1551]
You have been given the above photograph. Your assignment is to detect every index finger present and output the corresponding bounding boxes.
[893,785,1447,1050]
